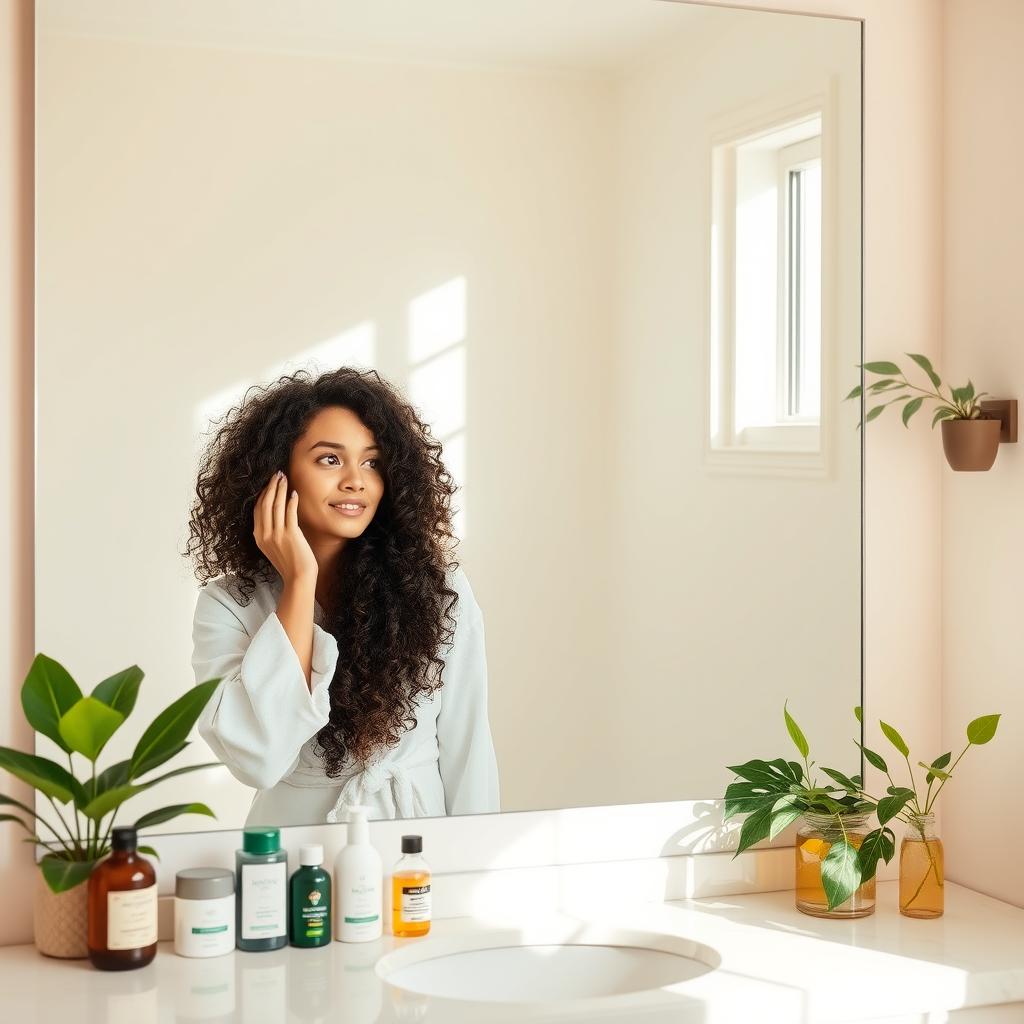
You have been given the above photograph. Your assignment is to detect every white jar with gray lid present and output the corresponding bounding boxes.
[174,868,236,957]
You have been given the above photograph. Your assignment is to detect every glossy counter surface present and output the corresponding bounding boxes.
[1,881,1022,1023]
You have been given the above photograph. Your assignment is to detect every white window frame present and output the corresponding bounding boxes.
[704,84,838,479]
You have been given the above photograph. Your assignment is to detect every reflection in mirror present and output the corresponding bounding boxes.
[35,0,862,835]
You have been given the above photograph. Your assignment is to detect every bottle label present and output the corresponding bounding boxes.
[342,877,380,926]
[300,888,329,938]
[106,884,157,950]
[241,862,287,940]
[400,883,431,923]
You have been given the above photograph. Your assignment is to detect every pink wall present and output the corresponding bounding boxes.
[941,0,1024,909]
[0,0,948,945]
[0,0,36,948]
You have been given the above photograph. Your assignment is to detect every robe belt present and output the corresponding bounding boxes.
[325,753,437,824]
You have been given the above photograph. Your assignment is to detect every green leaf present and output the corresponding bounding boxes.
[137,845,161,860]
[868,379,904,392]
[932,406,959,428]
[134,803,215,830]
[864,404,886,423]
[862,361,901,375]
[91,666,144,719]
[783,702,810,759]
[820,767,859,791]
[876,791,912,825]
[886,786,916,799]
[0,747,83,805]
[39,855,95,894]
[879,720,910,757]
[931,752,953,770]
[733,803,774,857]
[854,706,863,723]
[844,384,863,400]
[80,761,221,821]
[919,761,950,781]
[967,714,1000,745]
[857,827,896,883]
[81,784,147,822]
[128,679,221,778]
[57,698,125,762]
[907,353,942,389]
[20,654,83,755]
[901,396,924,427]
[951,381,976,406]
[90,741,191,804]
[726,760,794,788]
[855,741,889,774]
[821,840,861,911]
[769,795,804,840]
[767,758,803,784]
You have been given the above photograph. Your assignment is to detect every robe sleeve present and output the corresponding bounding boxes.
[191,580,339,791]
[436,577,501,815]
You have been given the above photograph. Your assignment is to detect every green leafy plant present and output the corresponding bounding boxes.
[845,353,991,429]
[0,654,224,893]
[723,702,892,911]
[834,707,1001,913]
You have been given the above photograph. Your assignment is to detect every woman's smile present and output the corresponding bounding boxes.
[330,501,366,517]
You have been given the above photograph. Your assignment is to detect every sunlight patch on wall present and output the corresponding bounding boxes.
[408,276,468,541]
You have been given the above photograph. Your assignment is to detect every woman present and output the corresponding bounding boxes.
[183,365,499,826]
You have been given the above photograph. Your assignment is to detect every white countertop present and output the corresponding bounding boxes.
[2,881,1022,1023]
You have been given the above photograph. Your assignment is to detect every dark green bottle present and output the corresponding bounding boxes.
[289,843,331,947]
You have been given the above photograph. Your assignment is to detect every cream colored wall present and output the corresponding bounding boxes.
[942,0,1023,909]
[1,0,945,946]
[605,10,862,804]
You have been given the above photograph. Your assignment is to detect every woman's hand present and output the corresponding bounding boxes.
[253,471,318,585]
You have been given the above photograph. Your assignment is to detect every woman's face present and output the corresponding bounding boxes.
[287,405,385,543]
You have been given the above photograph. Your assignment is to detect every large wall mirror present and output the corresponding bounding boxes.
[35,0,863,838]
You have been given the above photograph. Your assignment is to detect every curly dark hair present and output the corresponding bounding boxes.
[182,365,460,777]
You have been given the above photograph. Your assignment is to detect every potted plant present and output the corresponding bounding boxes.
[723,703,894,918]
[0,654,224,958]
[846,353,1002,470]
[834,707,1000,919]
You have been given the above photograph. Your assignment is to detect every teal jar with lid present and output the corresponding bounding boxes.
[235,827,288,951]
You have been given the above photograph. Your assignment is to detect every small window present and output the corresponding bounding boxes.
[709,111,827,469]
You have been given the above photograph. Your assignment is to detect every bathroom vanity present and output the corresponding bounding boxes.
[2,882,1022,1023]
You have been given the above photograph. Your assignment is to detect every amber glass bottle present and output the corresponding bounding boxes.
[87,826,158,970]
[391,835,431,937]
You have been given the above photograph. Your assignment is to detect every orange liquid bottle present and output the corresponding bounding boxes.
[391,835,431,937]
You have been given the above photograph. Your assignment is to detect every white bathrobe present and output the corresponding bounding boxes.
[190,566,500,827]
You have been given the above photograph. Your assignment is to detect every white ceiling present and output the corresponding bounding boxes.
[37,0,726,72]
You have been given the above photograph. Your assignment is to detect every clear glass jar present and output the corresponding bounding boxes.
[899,812,944,919]
[795,812,875,918]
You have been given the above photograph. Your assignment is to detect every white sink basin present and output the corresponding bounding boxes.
[376,923,719,1004]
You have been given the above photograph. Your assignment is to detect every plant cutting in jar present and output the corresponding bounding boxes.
[722,703,893,914]
[834,707,1001,918]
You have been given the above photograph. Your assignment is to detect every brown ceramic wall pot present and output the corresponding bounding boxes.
[941,417,1001,471]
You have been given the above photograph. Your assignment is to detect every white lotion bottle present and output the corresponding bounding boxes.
[334,804,383,942]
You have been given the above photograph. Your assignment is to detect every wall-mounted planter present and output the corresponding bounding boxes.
[940,400,1017,471]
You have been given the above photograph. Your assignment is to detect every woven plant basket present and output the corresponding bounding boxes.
[33,869,89,959]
